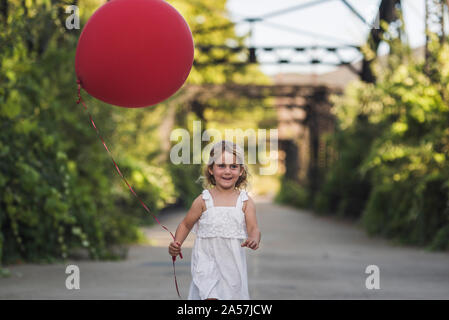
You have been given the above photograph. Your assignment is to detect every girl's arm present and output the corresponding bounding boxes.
[168,195,204,257]
[241,196,261,250]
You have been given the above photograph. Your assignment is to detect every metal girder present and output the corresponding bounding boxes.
[194,44,360,67]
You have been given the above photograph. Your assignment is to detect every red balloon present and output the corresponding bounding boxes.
[75,0,194,108]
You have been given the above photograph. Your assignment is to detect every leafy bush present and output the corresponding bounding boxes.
[0,1,143,265]
[274,177,310,209]
[0,0,278,268]
[313,35,449,250]
[313,115,376,218]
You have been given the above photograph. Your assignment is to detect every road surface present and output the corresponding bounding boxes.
[1,198,448,299]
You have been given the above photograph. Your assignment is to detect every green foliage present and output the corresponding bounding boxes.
[0,0,173,265]
[313,115,376,218]
[312,30,449,250]
[274,177,310,209]
[0,0,275,267]
[167,162,203,208]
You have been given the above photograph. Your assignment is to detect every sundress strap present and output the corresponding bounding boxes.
[202,190,214,209]
[236,191,249,211]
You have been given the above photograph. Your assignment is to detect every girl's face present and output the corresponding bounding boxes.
[209,151,243,190]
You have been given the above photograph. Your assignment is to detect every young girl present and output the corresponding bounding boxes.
[168,140,261,300]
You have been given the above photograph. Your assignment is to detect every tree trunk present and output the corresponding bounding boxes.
[360,0,402,83]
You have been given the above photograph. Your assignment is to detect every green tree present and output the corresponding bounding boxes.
[313,29,449,250]
[0,0,277,271]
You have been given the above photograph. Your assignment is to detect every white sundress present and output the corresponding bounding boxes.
[188,189,250,300]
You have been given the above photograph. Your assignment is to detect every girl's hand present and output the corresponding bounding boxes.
[168,241,182,257]
[241,237,259,250]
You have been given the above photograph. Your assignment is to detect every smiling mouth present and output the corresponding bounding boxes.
[222,177,233,181]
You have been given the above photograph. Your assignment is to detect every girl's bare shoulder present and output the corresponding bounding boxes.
[242,193,255,212]
[191,193,206,213]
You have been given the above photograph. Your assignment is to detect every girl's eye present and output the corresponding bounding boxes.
[216,164,239,169]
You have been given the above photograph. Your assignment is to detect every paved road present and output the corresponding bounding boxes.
[1,198,449,299]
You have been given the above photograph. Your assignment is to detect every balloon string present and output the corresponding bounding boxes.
[76,80,183,299]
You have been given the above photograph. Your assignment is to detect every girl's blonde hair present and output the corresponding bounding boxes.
[198,140,250,190]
